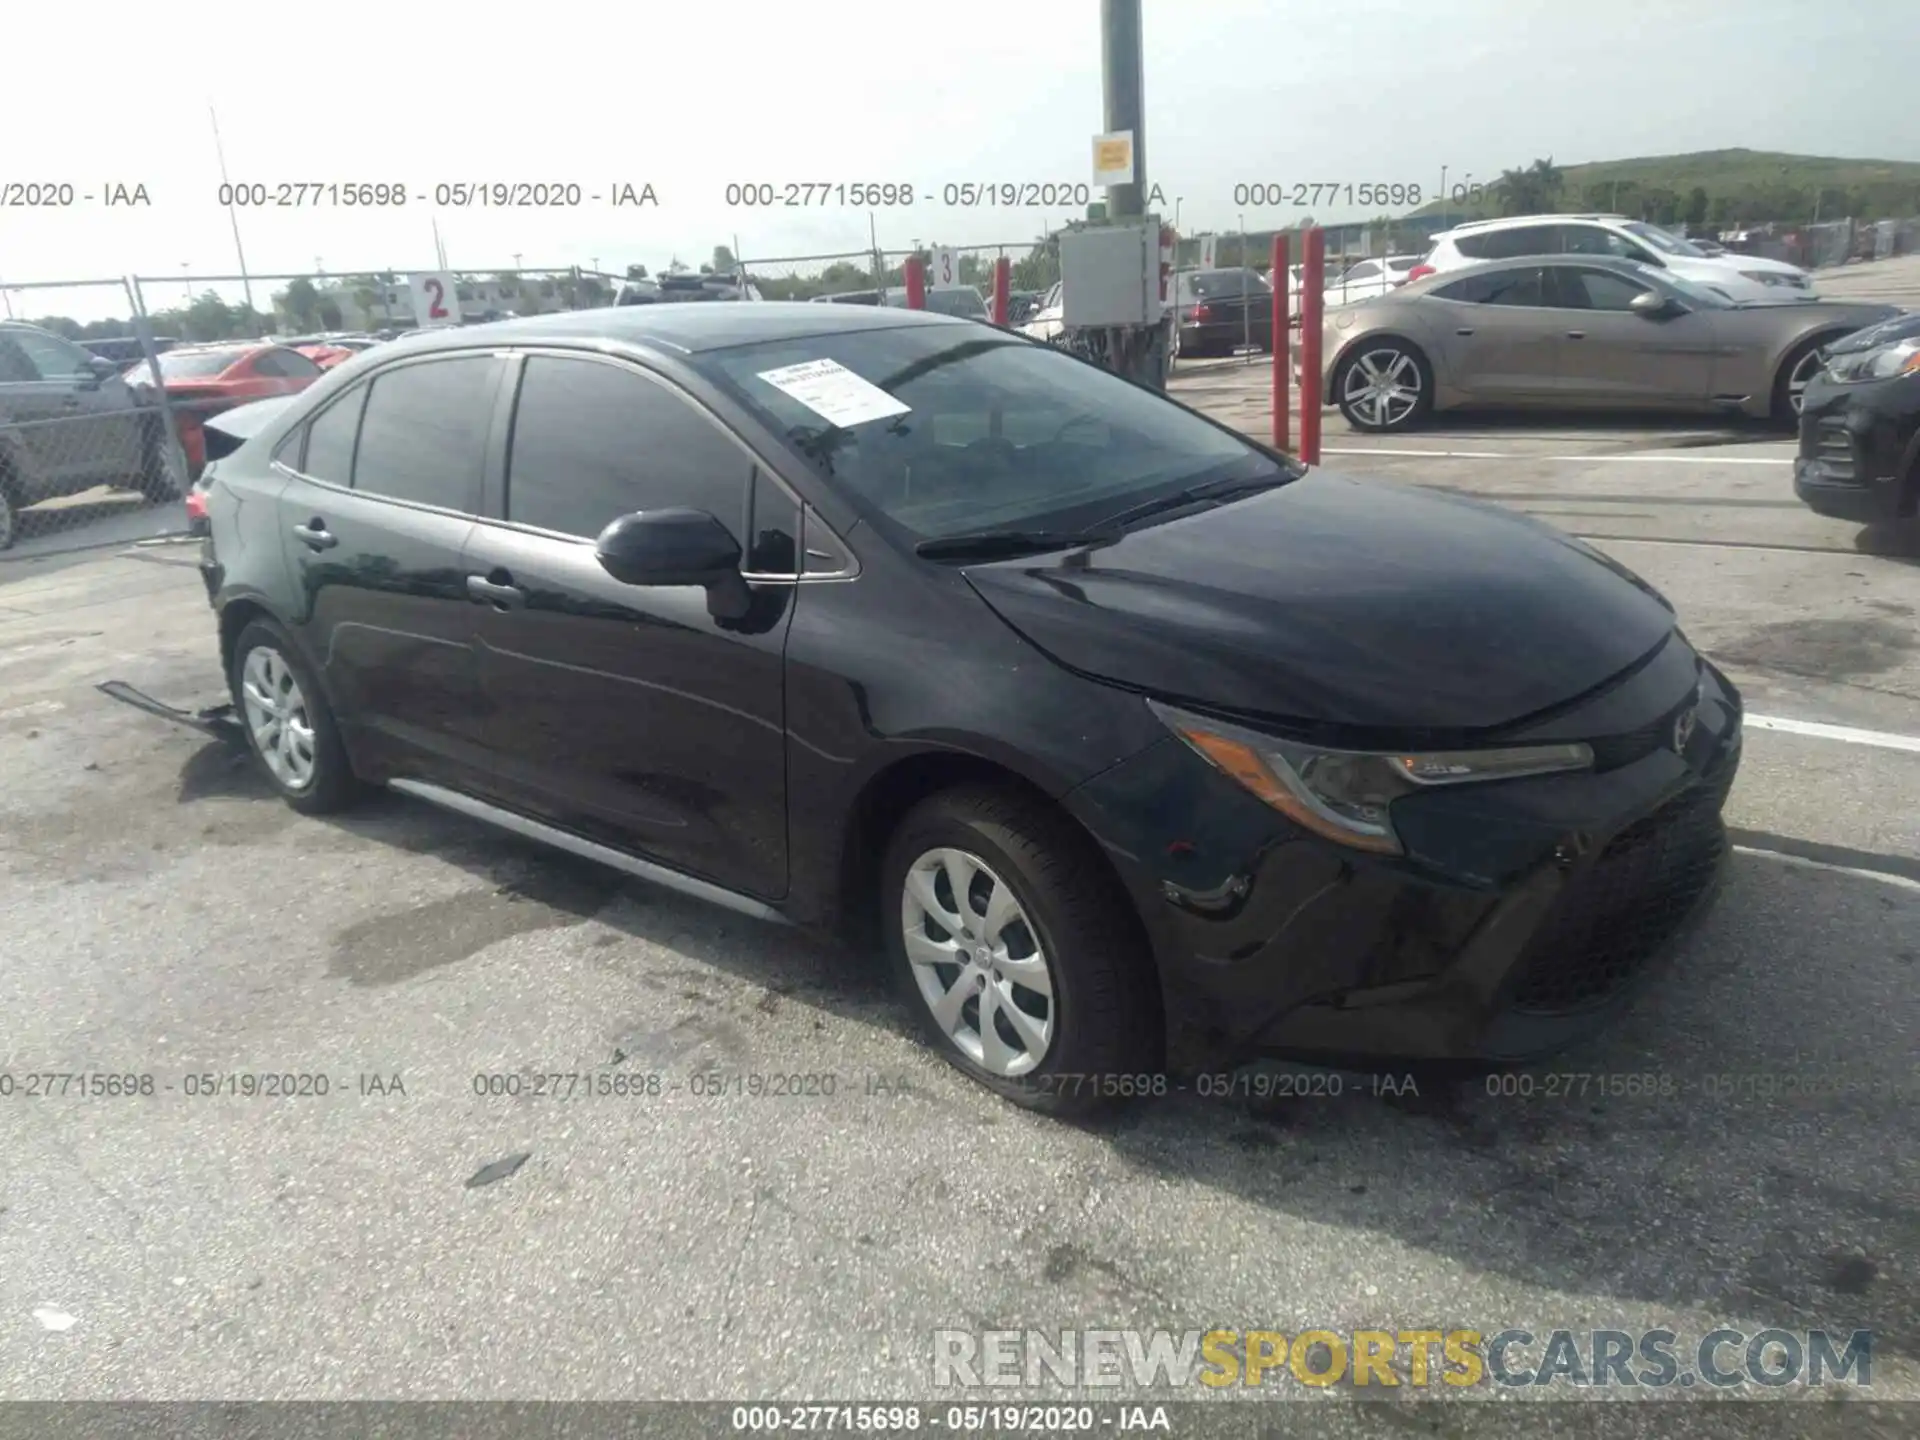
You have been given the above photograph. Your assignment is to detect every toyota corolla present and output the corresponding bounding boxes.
[196,302,1743,1114]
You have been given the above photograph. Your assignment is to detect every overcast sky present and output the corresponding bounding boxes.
[2,0,1915,313]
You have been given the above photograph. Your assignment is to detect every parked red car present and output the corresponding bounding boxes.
[295,343,357,371]
[122,343,325,477]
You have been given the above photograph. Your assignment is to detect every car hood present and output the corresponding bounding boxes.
[960,473,1678,738]
[1709,253,1805,277]
[1823,309,1920,354]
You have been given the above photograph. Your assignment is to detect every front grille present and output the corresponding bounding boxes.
[1813,419,1857,482]
[1506,782,1728,1015]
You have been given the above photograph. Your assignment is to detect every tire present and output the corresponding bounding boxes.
[1333,338,1434,433]
[0,478,18,553]
[228,618,360,814]
[1772,335,1834,429]
[137,417,182,501]
[881,784,1162,1117]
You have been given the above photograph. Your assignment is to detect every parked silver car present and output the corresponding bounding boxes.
[1317,256,1901,434]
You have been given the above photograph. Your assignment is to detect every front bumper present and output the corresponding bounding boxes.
[1793,372,1920,523]
[1067,650,1744,1069]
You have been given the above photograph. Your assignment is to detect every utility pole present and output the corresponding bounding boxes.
[1094,0,1165,388]
[209,106,256,314]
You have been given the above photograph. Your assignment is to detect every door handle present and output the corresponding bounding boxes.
[1566,330,1587,340]
[292,520,338,550]
[466,573,526,609]
[1455,328,1475,336]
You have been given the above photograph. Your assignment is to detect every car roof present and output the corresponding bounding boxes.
[1436,213,1632,239]
[393,301,964,354]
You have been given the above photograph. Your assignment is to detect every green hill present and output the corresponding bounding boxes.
[1411,149,1920,228]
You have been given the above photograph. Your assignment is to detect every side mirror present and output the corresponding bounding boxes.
[1629,290,1674,319]
[596,507,741,587]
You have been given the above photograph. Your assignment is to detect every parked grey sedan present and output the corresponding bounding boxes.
[1317,256,1901,434]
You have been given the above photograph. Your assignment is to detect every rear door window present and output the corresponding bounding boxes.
[351,357,497,512]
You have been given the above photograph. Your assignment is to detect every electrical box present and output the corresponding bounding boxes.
[1061,220,1164,327]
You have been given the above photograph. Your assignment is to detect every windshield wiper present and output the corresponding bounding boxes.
[1092,471,1292,533]
[914,528,1120,560]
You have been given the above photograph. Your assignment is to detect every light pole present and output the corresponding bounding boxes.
[1439,165,1448,228]
[1174,196,1183,230]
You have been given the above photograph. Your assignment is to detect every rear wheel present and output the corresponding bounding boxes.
[1334,339,1433,433]
[229,619,361,814]
[882,785,1162,1117]
[137,418,183,501]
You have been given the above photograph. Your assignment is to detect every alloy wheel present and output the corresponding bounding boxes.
[240,645,318,791]
[900,846,1055,1077]
[1341,347,1423,428]
[1786,347,1825,416]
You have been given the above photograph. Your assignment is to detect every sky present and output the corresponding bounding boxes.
[2,0,1915,319]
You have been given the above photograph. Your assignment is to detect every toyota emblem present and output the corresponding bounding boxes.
[1673,708,1698,755]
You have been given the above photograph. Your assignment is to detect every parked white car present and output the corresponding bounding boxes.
[1324,255,1423,306]
[1020,281,1065,342]
[1410,214,1816,302]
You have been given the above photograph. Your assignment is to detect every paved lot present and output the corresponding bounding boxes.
[0,379,1916,1432]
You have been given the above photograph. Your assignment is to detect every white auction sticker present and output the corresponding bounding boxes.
[755,358,910,429]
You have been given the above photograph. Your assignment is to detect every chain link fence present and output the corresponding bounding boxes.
[0,279,190,556]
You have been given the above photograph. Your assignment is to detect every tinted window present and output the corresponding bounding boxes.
[1342,262,1382,282]
[0,337,37,383]
[1456,225,1554,260]
[353,357,495,510]
[696,325,1283,547]
[300,385,369,484]
[1433,267,1548,306]
[505,356,750,539]
[1189,269,1270,297]
[1556,268,1653,312]
[255,349,322,379]
[10,328,93,380]
[746,469,800,575]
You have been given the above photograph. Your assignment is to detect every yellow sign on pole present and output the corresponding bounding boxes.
[1092,131,1135,187]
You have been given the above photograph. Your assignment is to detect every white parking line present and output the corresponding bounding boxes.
[1322,447,1791,464]
[1744,713,1920,754]
[1732,846,1920,892]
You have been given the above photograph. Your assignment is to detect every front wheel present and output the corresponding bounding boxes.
[1772,336,1831,428]
[882,785,1162,1117]
[1334,339,1434,433]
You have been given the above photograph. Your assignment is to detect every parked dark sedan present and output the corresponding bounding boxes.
[1174,268,1275,358]
[197,303,1741,1114]
[1794,312,1920,525]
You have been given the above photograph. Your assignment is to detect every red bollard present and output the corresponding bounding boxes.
[992,256,1011,326]
[1299,228,1325,466]
[904,255,927,310]
[1271,234,1290,453]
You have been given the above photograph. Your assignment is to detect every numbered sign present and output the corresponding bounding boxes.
[930,247,959,288]
[408,271,459,328]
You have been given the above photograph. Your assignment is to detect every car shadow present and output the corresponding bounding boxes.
[171,739,1919,1360]
[1854,520,1920,565]
[1398,408,1789,446]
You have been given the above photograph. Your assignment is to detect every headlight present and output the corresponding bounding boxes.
[1825,337,1920,383]
[1148,700,1594,856]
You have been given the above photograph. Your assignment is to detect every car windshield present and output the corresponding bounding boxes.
[1622,222,1707,259]
[694,324,1290,546]
[125,348,251,383]
[1189,269,1271,297]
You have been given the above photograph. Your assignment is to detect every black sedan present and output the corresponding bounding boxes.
[1173,268,1275,358]
[1794,311,1920,525]
[195,302,1741,1114]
